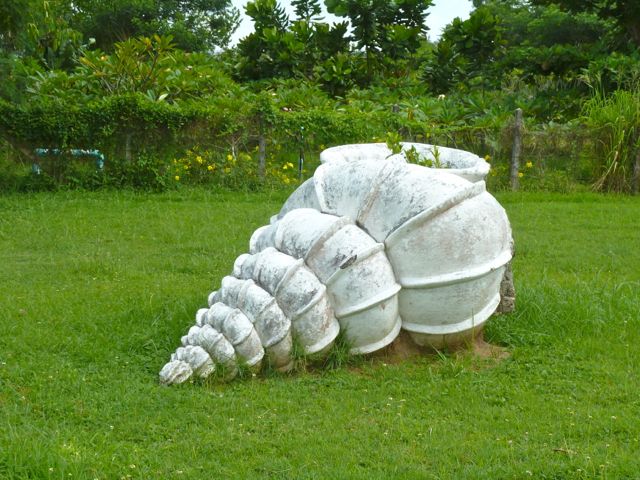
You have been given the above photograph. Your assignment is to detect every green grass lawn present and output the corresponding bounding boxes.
[0,188,638,479]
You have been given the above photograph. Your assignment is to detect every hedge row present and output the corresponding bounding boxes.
[0,94,412,160]
[0,93,600,193]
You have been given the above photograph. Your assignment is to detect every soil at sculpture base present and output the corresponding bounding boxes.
[373,329,510,365]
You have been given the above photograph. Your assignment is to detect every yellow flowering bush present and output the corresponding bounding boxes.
[266,154,299,186]
[485,158,579,192]
[172,147,253,187]
[172,146,299,188]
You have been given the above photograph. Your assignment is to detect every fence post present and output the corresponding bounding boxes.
[258,134,266,178]
[510,108,523,191]
[298,126,305,181]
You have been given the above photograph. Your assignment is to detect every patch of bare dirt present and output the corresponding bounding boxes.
[372,330,428,363]
[369,330,510,368]
[466,336,510,362]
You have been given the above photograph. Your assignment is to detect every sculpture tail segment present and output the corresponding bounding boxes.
[160,148,514,385]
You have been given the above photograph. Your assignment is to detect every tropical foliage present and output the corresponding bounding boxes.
[1,0,639,192]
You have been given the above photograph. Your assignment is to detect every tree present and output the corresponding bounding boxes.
[325,0,432,76]
[10,0,85,70]
[424,1,618,95]
[1,0,84,68]
[70,0,240,52]
[0,0,32,52]
[291,0,349,79]
[382,0,435,59]
[235,0,291,79]
[423,6,503,91]
[292,0,323,22]
[245,0,290,32]
[529,0,640,48]
[236,0,349,82]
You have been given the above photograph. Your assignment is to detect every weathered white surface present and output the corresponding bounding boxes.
[159,360,193,385]
[205,303,264,368]
[215,276,294,371]
[160,146,514,383]
[234,247,339,354]
[272,156,513,349]
[253,208,402,355]
[319,143,491,183]
[167,345,215,381]
[216,277,289,349]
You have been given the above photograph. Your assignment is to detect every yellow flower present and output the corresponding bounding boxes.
[525,161,533,168]
[518,172,524,178]
[319,144,326,151]
[282,164,289,170]
[227,154,233,161]
[183,165,189,170]
[286,162,294,169]
[484,154,491,161]
[283,177,291,184]
[207,165,214,171]
[196,155,204,164]
[174,175,180,181]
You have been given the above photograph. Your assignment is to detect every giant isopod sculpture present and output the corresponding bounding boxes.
[159,144,515,385]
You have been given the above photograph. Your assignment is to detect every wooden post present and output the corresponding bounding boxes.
[298,126,305,182]
[258,134,266,178]
[510,108,523,191]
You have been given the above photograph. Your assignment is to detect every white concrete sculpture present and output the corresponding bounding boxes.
[320,142,491,183]
[160,144,514,385]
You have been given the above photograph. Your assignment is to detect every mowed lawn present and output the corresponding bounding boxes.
[0,188,638,479]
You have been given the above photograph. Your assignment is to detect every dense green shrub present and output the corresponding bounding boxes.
[583,87,640,192]
[0,73,632,194]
